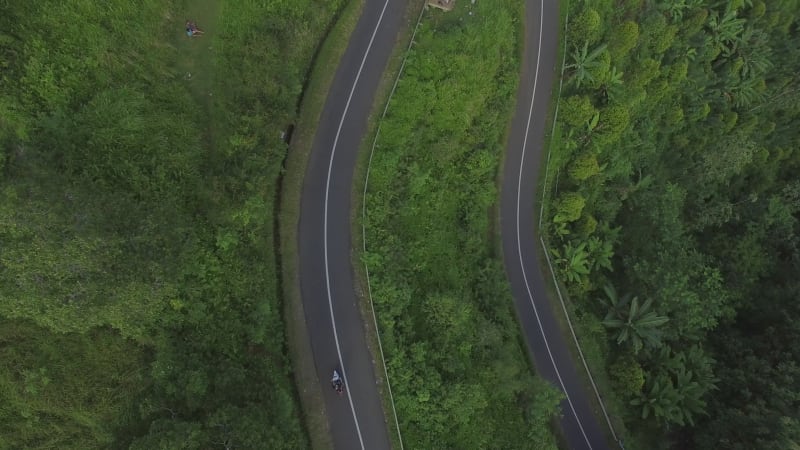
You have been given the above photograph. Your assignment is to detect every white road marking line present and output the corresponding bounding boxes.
[514,0,593,448]
[323,1,391,448]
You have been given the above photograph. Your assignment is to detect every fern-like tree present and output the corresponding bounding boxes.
[600,284,669,353]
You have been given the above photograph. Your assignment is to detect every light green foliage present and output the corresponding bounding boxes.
[560,95,598,129]
[702,132,756,183]
[627,57,661,92]
[554,191,586,223]
[593,105,630,147]
[609,354,645,398]
[568,151,601,181]
[608,21,639,61]
[641,13,679,55]
[365,2,560,446]
[577,213,599,236]
[570,9,603,44]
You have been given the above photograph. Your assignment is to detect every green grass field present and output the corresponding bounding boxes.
[174,0,220,112]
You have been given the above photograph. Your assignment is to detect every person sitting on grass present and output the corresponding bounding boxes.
[185,20,204,37]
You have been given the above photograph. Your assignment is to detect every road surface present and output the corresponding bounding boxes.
[297,0,406,449]
[501,0,612,449]
[299,0,610,448]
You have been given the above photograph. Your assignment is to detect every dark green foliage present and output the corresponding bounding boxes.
[544,0,800,447]
[365,2,560,447]
[0,0,346,447]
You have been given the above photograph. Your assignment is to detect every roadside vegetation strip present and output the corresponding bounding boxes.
[535,1,623,446]
[362,2,562,448]
[276,0,363,448]
[0,0,347,448]
[539,1,800,449]
[361,4,429,450]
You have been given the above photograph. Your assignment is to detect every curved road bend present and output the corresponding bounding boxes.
[501,1,610,449]
[297,0,406,448]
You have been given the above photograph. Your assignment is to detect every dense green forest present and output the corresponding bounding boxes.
[363,2,562,448]
[545,0,800,447]
[0,0,345,447]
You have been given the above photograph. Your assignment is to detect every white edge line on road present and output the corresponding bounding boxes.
[537,4,621,445]
[323,1,391,448]
[514,0,593,448]
[360,4,428,450]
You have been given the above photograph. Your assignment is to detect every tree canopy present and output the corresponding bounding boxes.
[545,0,800,447]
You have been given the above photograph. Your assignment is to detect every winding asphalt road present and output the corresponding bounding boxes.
[299,0,610,448]
[501,0,611,449]
[297,0,406,449]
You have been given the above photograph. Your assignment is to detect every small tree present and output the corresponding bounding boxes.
[569,9,602,45]
[568,151,601,181]
[608,21,639,61]
[559,95,597,129]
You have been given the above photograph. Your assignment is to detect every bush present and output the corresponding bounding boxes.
[554,192,586,223]
[560,95,598,129]
[569,151,602,181]
[608,21,639,62]
[570,9,603,45]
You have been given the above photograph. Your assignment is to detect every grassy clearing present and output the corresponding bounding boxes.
[173,0,219,111]
[277,1,364,448]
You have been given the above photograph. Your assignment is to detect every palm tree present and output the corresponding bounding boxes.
[600,66,624,103]
[600,284,669,353]
[630,372,683,424]
[736,27,773,79]
[566,41,608,89]
[706,9,745,56]
[586,236,613,272]
[658,0,703,23]
[551,242,591,284]
[632,346,718,426]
